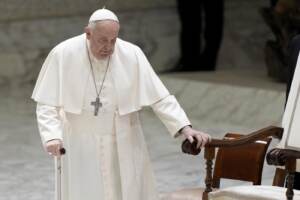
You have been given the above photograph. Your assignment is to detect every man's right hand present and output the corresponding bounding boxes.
[45,139,63,157]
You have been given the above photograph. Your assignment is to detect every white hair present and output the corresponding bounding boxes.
[87,20,119,30]
[87,21,97,30]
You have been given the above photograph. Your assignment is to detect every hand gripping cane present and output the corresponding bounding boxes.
[56,148,66,200]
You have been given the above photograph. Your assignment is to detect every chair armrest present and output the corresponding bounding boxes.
[182,126,283,155]
[267,148,300,200]
[267,148,300,166]
[207,126,283,148]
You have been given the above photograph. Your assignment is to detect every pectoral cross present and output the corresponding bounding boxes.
[91,97,102,116]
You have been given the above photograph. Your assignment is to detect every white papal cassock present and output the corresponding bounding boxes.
[33,34,191,200]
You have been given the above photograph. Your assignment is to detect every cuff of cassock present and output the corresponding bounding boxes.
[167,117,191,137]
[41,132,63,146]
[174,124,192,138]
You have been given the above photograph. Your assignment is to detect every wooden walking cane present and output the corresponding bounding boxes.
[56,148,66,200]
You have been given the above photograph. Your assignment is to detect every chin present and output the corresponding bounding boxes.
[98,54,110,59]
[98,56,108,60]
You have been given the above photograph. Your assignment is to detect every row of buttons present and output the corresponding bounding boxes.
[97,137,117,200]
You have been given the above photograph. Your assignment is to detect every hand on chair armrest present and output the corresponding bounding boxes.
[181,127,211,155]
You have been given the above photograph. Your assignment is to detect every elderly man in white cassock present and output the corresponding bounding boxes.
[32,8,211,200]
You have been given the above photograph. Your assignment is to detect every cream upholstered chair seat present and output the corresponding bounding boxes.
[160,185,300,200]
[160,188,205,200]
[160,188,218,200]
[208,185,300,200]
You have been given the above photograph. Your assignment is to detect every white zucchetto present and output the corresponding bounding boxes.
[89,8,119,23]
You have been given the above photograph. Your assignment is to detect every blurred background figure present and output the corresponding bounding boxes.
[261,0,300,81]
[169,0,224,72]
[286,35,300,102]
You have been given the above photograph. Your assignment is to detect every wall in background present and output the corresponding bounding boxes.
[0,0,273,87]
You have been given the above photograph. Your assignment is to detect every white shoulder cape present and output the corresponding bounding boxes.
[32,34,170,115]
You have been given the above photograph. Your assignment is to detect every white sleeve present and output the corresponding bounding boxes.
[36,103,63,145]
[151,95,191,137]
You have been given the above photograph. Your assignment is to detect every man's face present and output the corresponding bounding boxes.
[85,20,120,60]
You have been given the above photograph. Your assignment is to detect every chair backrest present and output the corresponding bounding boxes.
[212,133,272,188]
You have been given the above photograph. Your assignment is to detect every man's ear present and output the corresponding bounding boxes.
[84,26,91,40]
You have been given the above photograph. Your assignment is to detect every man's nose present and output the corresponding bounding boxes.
[104,45,113,52]
[102,44,109,50]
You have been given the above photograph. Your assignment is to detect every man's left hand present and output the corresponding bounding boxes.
[180,126,211,149]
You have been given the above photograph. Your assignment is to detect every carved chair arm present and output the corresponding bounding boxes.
[182,126,283,155]
[207,126,283,148]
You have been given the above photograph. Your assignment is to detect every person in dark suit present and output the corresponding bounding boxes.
[271,0,279,7]
[286,35,300,103]
[172,0,224,72]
